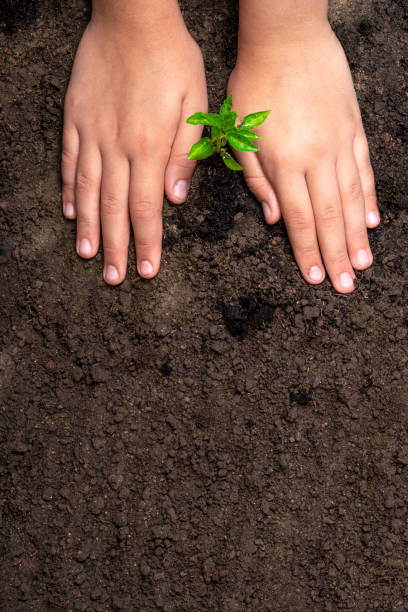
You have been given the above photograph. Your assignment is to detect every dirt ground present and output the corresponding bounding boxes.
[0,0,407,610]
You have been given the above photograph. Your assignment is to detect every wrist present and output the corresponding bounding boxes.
[237,0,330,57]
[91,0,188,44]
[237,17,333,63]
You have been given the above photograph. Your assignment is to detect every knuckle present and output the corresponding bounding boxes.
[170,151,195,169]
[61,148,76,168]
[76,171,95,193]
[318,204,340,224]
[274,149,296,168]
[286,206,311,230]
[298,243,319,258]
[64,94,81,116]
[352,227,368,243]
[130,200,160,220]
[101,193,122,215]
[309,138,330,160]
[244,174,267,194]
[344,180,363,204]
[327,250,349,268]
[364,190,377,205]
[360,157,374,176]
[135,131,163,156]
[103,244,124,258]
[62,185,74,199]
[135,238,157,250]
[76,212,95,229]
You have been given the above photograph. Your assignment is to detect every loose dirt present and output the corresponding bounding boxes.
[1,1,407,610]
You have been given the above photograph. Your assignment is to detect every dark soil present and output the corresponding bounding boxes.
[1,1,407,610]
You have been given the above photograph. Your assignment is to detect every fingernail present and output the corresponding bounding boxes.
[104,265,119,282]
[309,265,323,282]
[356,249,370,266]
[64,202,75,217]
[368,211,379,225]
[340,272,354,290]
[78,238,92,257]
[140,260,153,276]
[174,179,189,200]
[261,201,271,218]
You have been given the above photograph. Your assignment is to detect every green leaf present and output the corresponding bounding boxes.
[211,126,221,139]
[220,149,243,171]
[219,94,233,118]
[236,128,261,141]
[222,111,237,131]
[227,132,260,153]
[186,112,223,129]
[187,138,215,161]
[238,110,271,129]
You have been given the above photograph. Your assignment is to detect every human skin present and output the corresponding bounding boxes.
[228,0,381,293]
[61,0,207,284]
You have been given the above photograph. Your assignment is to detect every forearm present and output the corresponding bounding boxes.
[238,0,329,51]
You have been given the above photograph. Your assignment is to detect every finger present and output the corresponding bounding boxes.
[354,129,380,228]
[271,170,325,284]
[129,156,164,278]
[306,163,355,293]
[337,150,373,270]
[100,152,130,285]
[165,95,208,205]
[61,122,79,219]
[75,141,102,259]
[236,150,281,224]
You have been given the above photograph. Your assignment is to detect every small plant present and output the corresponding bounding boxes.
[186,94,270,171]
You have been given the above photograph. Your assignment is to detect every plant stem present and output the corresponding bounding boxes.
[212,132,226,153]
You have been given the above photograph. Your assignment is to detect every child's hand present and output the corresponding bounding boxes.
[62,10,207,284]
[228,24,380,293]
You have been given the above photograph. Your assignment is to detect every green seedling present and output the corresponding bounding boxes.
[186,94,270,171]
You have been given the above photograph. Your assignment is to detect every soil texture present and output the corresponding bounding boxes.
[0,1,407,610]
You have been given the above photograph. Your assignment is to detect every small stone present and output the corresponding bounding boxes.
[333,551,345,570]
[384,539,393,551]
[74,547,90,562]
[72,366,83,382]
[388,558,404,569]
[118,487,130,500]
[203,558,217,584]
[285,407,298,423]
[391,518,403,532]
[140,560,151,576]
[89,496,104,515]
[397,445,408,465]
[90,364,110,383]
[74,573,86,585]
[42,487,54,501]
[303,306,320,320]
[92,437,104,450]
[59,485,70,499]
[165,414,178,429]
[113,411,125,423]
[395,327,407,341]
[278,453,290,471]
[384,495,395,509]
[211,341,228,355]
[113,512,127,527]
[108,472,124,490]
[12,440,29,453]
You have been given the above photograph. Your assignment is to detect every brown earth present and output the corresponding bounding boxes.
[0,1,407,610]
